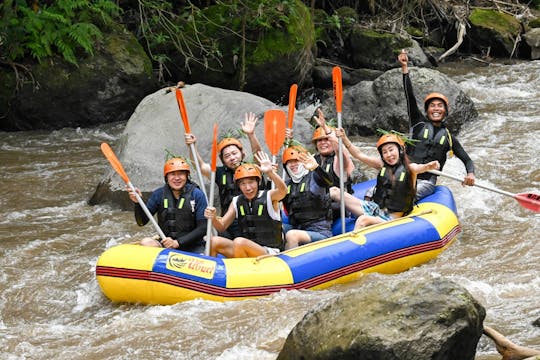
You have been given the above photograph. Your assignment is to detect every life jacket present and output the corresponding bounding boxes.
[283,173,332,227]
[315,153,354,193]
[372,163,415,214]
[407,121,453,180]
[216,166,237,215]
[157,182,197,239]
[236,191,283,249]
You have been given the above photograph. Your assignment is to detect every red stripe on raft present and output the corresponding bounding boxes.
[96,225,461,299]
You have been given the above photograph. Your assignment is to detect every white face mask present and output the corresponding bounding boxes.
[286,163,309,183]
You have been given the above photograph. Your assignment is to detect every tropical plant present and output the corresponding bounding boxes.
[0,0,121,66]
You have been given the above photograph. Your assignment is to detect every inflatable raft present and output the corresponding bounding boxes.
[96,181,460,305]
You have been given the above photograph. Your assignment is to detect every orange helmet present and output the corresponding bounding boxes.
[234,163,261,182]
[282,145,306,164]
[217,137,243,154]
[376,134,405,152]
[424,92,449,112]
[163,158,190,176]
[311,126,334,143]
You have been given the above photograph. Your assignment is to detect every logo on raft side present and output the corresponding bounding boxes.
[166,253,216,279]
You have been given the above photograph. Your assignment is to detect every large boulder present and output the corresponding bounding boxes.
[89,83,316,209]
[278,276,486,360]
[318,67,478,136]
[523,28,540,59]
[0,26,157,131]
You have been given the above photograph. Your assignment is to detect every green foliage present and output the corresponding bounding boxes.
[0,0,121,65]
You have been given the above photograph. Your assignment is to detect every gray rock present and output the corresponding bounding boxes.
[319,67,478,136]
[523,28,540,60]
[89,83,316,209]
[278,276,485,360]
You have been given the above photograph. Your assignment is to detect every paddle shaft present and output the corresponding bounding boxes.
[428,170,516,198]
[127,181,167,240]
[189,143,208,200]
[205,171,216,256]
[337,113,346,233]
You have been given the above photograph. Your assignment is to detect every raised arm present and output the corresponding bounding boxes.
[185,133,211,178]
[335,128,383,169]
[409,160,440,175]
[204,201,236,234]
[399,50,423,128]
[254,151,287,202]
[241,112,263,155]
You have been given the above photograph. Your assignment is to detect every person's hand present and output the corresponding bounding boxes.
[241,112,258,135]
[299,152,318,171]
[398,49,408,67]
[254,151,273,174]
[285,127,294,140]
[126,186,142,203]
[463,173,475,186]
[313,108,326,128]
[185,133,196,145]
[427,160,440,171]
[335,127,346,138]
[161,237,179,249]
[204,206,217,219]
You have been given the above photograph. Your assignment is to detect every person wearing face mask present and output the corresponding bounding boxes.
[281,145,334,249]
[127,157,208,253]
[185,112,263,238]
[335,130,440,230]
[399,49,475,199]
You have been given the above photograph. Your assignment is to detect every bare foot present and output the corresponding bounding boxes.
[483,326,540,360]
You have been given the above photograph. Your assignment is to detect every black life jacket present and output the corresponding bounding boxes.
[315,153,354,193]
[157,183,197,240]
[236,191,283,249]
[373,163,415,214]
[407,121,453,180]
[216,166,238,215]
[283,173,332,227]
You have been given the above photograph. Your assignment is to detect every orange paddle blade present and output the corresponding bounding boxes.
[516,193,540,213]
[332,66,343,113]
[100,142,130,184]
[264,109,286,156]
[211,123,218,171]
[175,89,191,133]
[287,84,298,129]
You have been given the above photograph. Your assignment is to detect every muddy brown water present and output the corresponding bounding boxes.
[1,60,538,359]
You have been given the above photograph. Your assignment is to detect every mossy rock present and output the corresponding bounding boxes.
[176,0,315,102]
[349,28,413,70]
[468,8,522,56]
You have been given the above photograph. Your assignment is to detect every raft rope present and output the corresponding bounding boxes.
[253,209,434,263]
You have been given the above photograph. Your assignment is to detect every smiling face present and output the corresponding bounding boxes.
[285,159,301,174]
[380,143,400,166]
[221,145,244,169]
[426,99,447,123]
[316,136,333,156]
[237,177,259,200]
[166,170,188,191]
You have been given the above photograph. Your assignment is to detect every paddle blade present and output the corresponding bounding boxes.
[100,142,130,184]
[175,89,191,133]
[515,193,540,212]
[332,66,343,113]
[211,123,218,171]
[287,84,298,129]
[264,109,286,156]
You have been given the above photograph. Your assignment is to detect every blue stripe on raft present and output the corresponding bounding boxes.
[287,217,441,284]
[152,250,228,287]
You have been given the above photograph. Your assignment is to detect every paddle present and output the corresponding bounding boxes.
[429,169,540,213]
[282,84,298,180]
[287,84,297,129]
[100,142,167,240]
[332,66,346,233]
[205,124,218,256]
[264,109,286,189]
[175,88,208,200]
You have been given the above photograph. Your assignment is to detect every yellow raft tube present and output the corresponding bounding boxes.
[96,185,460,305]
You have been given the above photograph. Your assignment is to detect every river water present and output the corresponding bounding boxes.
[1,60,539,359]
